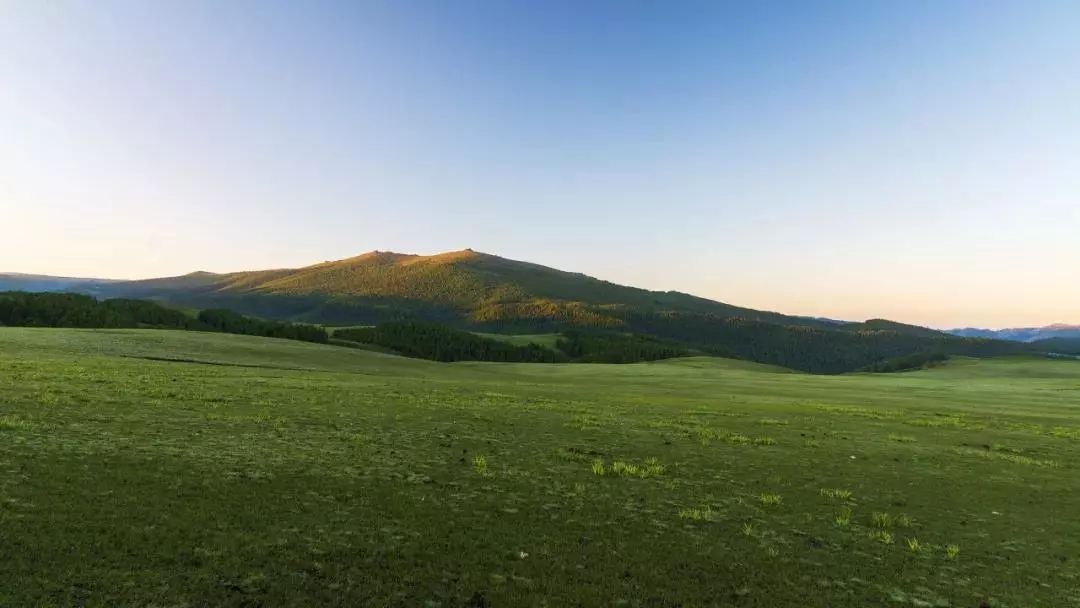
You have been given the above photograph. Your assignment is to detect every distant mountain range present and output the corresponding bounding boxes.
[948,325,1080,343]
[3,250,1077,373]
[0,273,119,294]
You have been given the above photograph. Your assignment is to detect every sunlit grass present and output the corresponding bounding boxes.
[759,493,782,506]
[677,505,714,521]
[819,488,853,501]
[472,454,489,476]
[0,415,35,431]
[834,507,853,528]
[868,530,894,545]
[594,457,667,479]
[871,512,892,529]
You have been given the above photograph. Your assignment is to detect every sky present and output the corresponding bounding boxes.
[1,1,1078,329]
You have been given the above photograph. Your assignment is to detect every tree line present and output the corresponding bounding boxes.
[6,291,1064,373]
[858,352,949,373]
[0,292,327,344]
[335,321,563,363]
[555,330,688,363]
[335,321,689,364]
[196,308,328,343]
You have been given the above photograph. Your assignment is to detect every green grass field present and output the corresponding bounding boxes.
[2,328,1079,607]
[473,332,562,349]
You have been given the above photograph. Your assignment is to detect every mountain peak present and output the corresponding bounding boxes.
[425,248,488,262]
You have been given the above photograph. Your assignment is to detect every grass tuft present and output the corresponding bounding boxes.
[570,413,600,430]
[868,530,894,545]
[591,457,665,479]
[759,493,782,506]
[677,505,714,521]
[0,415,34,431]
[472,454,489,476]
[834,507,853,528]
[819,488,853,501]
[871,512,892,529]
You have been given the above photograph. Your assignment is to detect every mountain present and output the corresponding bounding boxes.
[948,324,1080,342]
[0,273,118,294]
[28,248,1026,374]
[81,249,840,330]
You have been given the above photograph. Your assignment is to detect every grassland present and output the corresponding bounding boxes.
[473,332,562,349]
[1,328,1079,607]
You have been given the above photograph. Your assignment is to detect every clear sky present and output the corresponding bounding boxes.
[2,1,1078,329]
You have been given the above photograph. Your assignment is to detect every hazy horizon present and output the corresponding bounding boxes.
[3,1,1078,329]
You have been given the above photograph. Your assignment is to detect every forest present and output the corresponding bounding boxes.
[0,292,328,344]
[335,321,563,363]
[336,322,689,364]
[2,291,1066,373]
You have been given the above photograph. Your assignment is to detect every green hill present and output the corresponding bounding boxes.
[70,249,1028,373]
[88,249,831,327]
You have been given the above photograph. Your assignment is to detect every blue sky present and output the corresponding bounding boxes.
[2,1,1078,328]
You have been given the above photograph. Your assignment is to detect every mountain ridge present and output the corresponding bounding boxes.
[0,272,120,293]
[948,324,1080,342]
[5,249,1066,373]
[80,249,839,330]
[8,251,1070,340]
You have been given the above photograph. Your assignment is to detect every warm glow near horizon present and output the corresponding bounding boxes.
[2,1,1078,329]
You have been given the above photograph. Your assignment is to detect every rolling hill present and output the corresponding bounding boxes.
[19,248,1025,373]
[76,249,836,329]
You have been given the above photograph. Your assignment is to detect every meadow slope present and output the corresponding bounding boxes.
[1,329,1079,606]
